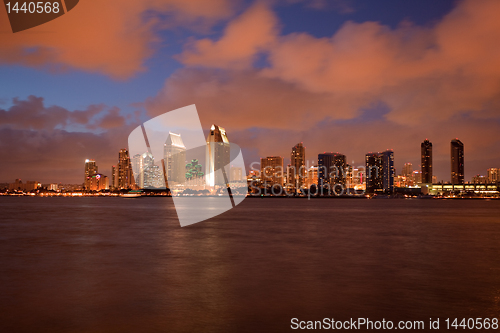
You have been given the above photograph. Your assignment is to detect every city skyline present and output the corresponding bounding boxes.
[3,135,500,189]
[1,0,500,184]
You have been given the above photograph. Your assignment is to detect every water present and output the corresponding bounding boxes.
[0,197,500,332]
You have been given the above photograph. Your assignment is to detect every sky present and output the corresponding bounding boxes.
[1,0,500,184]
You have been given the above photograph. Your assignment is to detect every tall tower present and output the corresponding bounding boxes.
[111,165,117,189]
[164,132,186,185]
[451,139,464,185]
[318,153,346,188]
[118,149,134,189]
[382,150,395,193]
[290,142,305,189]
[421,139,433,184]
[365,150,394,194]
[261,156,284,186]
[365,153,383,193]
[84,159,97,190]
[206,124,230,187]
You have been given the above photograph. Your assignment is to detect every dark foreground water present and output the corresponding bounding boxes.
[0,197,500,332]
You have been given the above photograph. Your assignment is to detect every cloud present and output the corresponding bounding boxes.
[0,95,129,131]
[0,0,237,78]
[177,2,279,69]
[175,0,500,126]
[0,96,140,183]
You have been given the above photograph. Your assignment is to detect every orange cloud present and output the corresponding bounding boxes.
[174,0,500,126]
[177,2,279,69]
[0,0,237,78]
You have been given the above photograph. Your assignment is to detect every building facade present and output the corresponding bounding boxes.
[421,139,433,183]
[290,142,306,189]
[487,168,499,184]
[451,139,464,185]
[261,156,284,187]
[318,153,347,189]
[365,150,394,194]
[206,124,230,187]
[164,132,186,185]
[84,159,97,190]
[118,149,134,189]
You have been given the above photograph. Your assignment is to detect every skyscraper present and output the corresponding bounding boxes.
[402,162,413,177]
[118,149,134,189]
[318,153,347,188]
[487,168,499,184]
[382,150,395,192]
[365,150,394,194]
[261,156,284,186]
[84,159,97,190]
[206,124,230,187]
[132,152,155,188]
[451,139,464,185]
[290,142,305,189]
[111,165,117,189]
[164,132,186,185]
[421,139,433,184]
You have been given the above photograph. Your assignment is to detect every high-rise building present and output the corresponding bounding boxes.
[451,139,464,185]
[365,150,394,194]
[487,168,499,184]
[84,159,98,190]
[132,152,156,188]
[318,153,347,188]
[402,162,413,177]
[261,156,284,186]
[290,142,305,189]
[305,166,318,188]
[164,132,186,185]
[118,149,134,189]
[421,139,433,184]
[382,150,395,193]
[111,165,117,189]
[206,124,230,187]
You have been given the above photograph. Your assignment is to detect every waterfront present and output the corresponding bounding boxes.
[1,197,500,332]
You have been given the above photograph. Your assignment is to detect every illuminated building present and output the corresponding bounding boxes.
[412,170,422,184]
[88,173,109,191]
[8,179,40,191]
[261,156,284,186]
[318,153,346,188]
[84,159,97,190]
[111,165,117,189]
[402,163,413,177]
[206,124,230,187]
[365,150,394,194]
[421,139,433,184]
[132,152,162,188]
[451,139,464,185]
[487,168,499,184]
[230,167,243,182]
[346,165,365,189]
[118,149,134,189]
[164,132,186,185]
[305,165,318,188]
[290,142,306,189]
